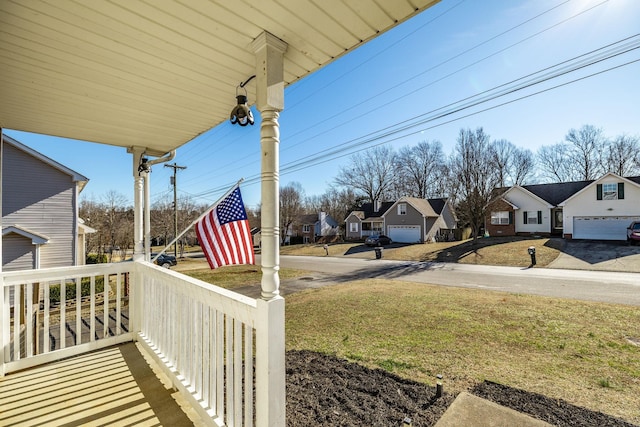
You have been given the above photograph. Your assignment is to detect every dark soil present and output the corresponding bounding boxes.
[286,350,638,427]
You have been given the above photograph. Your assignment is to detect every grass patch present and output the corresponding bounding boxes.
[279,236,564,267]
[177,262,307,290]
[285,280,640,424]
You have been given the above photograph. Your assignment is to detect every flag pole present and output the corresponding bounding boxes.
[151,178,244,262]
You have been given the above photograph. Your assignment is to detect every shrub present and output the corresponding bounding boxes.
[48,276,105,304]
[86,253,108,264]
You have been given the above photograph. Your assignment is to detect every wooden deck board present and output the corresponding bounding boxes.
[0,342,200,426]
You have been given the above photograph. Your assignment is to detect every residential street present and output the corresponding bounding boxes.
[268,255,640,306]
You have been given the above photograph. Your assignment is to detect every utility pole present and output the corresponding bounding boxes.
[165,163,187,257]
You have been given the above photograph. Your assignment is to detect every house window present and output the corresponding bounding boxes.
[372,223,383,233]
[597,182,624,200]
[349,222,359,233]
[602,183,617,200]
[302,224,311,233]
[524,211,542,225]
[491,211,510,225]
[398,203,407,215]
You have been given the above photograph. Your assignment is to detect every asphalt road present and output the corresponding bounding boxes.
[272,255,640,307]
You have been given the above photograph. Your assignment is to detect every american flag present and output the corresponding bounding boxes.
[195,186,255,269]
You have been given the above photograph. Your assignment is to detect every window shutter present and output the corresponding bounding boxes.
[618,182,625,200]
[537,211,542,224]
[509,211,513,225]
[523,211,527,224]
[596,184,603,200]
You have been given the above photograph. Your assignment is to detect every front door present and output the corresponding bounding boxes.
[552,208,563,235]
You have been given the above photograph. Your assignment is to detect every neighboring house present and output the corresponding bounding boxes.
[486,173,640,241]
[287,211,339,244]
[2,135,90,270]
[345,198,457,243]
[383,197,457,243]
[345,201,394,240]
[561,174,640,240]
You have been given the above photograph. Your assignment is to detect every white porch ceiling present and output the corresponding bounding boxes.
[0,0,439,156]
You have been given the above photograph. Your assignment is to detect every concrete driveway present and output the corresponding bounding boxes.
[547,240,640,272]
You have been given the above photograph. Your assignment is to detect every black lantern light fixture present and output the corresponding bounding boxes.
[230,75,256,126]
[138,157,151,175]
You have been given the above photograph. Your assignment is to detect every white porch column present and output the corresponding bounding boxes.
[129,147,146,337]
[252,31,287,300]
[130,147,146,262]
[251,31,287,427]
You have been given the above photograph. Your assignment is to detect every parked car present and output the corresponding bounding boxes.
[152,253,178,268]
[365,234,392,247]
[627,221,640,244]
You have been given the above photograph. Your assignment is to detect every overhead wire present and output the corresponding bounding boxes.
[165,0,607,194]
[150,0,628,202]
[188,35,640,199]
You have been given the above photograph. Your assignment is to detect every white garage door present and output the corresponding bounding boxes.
[573,216,640,240]
[387,225,421,243]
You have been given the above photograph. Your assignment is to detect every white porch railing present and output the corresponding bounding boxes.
[1,261,285,427]
[1,262,134,374]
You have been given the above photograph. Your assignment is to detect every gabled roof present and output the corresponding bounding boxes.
[3,135,89,193]
[3,225,50,244]
[503,185,554,208]
[426,198,448,215]
[498,175,640,207]
[559,173,640,205]
[520,180,591,206]
[388,197,438,217]
[297,214,318,225]
[359,201,395,220]
[78,218,97,234]
[346,211,365,221]
[496,197,520,210]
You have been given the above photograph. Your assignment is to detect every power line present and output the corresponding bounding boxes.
[165,0,610,193]
[188,37,640,200]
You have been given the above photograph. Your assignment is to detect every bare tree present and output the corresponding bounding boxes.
[605,134,640,176]
[151,195,175,247]
[536,143,573,182]
[102,190,131,261]
[449,127,500,242]
[79,197,105,255]
[491,139,516,187]
[305,186,362,235]
[510,148,535,185]
[565,124,607,180]
[280,182,304,243]
[334,146,397,204]
[396,140,446,198]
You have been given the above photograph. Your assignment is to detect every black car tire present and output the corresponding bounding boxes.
[161,262,171,268]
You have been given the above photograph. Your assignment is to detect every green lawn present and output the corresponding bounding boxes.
[285,280,640,425]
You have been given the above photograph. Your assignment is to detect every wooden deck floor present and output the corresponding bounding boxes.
[0,343,203,426]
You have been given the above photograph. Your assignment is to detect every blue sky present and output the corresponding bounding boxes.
[5,0,640,210]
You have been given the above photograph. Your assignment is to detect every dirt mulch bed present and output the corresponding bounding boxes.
[286,350,637,427]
